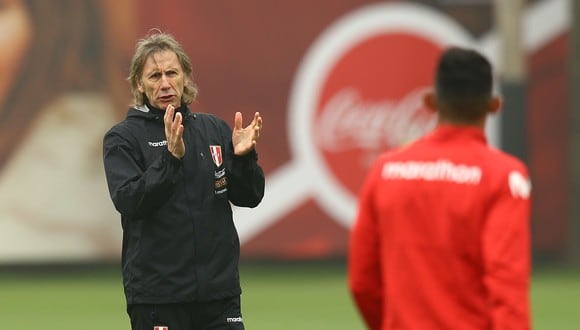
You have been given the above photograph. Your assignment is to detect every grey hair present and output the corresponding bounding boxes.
[127,29,198,106]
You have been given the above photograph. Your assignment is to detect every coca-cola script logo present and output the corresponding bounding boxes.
[313,33,441,194]
[315,87,433,153]
[289,2,475,227]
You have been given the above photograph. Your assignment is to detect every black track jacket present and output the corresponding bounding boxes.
[102,104,265,304]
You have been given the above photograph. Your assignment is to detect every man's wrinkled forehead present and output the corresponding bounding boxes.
[142,50,181,72]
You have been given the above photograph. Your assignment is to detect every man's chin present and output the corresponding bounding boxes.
[152,101,177,110]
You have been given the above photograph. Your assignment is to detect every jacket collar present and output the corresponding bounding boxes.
[426,124,488,144]
[128,100,193,121]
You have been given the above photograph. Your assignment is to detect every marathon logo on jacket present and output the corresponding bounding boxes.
[209,145,223,167]
[382,159,482,185]
[226,316,243,323]
[148,140,167,147]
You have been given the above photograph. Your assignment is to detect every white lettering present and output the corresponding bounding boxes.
[226,317,243,323]
[382,160,482,185]
[509,171,531,199]
[148,140,168,147]
[315,87,436,152]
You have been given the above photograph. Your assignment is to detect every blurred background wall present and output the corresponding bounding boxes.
[0,0,575,266]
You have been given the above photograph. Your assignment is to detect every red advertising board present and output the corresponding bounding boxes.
[0,0,570,262]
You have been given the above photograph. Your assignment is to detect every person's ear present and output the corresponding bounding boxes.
[137,81,144,93]
[423,90,437,113]
[489,96,501,114]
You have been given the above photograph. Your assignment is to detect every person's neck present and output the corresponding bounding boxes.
[437,117,486,130]
[144,99,187,113]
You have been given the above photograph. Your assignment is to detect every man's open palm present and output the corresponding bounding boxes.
[232,112,262,156]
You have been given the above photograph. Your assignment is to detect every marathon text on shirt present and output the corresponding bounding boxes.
[382,159,482,184]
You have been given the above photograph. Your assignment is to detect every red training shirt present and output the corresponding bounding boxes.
[348,125,531,330]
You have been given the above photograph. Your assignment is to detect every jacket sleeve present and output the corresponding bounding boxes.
[348,160,383,330]
[482,166,531,329]
[227,147,265,208]
[102,128,183,219]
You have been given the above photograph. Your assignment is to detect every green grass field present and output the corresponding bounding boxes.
[0,263,578,329]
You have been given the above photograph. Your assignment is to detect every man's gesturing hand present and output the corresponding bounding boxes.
[164,104,185,159]
[232,112,262,156]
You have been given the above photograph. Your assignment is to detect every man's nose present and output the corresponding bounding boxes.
[160,74,171,89]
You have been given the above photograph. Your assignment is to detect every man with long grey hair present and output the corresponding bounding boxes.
[103,30,265,330]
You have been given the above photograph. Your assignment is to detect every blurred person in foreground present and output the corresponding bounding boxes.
[103,31,265,330]
[348,47,531,329]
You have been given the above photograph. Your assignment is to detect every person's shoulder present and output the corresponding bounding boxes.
[107,119,130,132]
[367,144,414,171]
[104,121,131,143]
[380,138,424,161]
[105,108,142,138]
[483,147,532,199]
[485,146,529,174]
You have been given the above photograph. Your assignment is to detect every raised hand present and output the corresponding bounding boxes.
[232,111,262,156]
[164,104,185,159]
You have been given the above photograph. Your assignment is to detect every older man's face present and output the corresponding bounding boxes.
[138,50,187,110]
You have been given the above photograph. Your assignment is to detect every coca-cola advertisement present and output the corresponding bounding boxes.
[0,0,570,263]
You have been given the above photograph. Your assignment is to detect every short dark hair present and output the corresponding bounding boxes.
[435,47,493,122]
